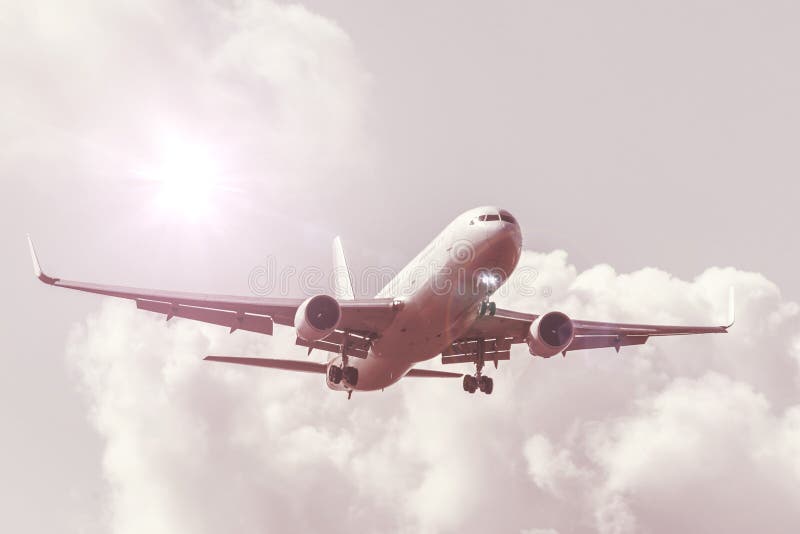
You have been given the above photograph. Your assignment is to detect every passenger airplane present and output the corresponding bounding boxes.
[28,206,734,398]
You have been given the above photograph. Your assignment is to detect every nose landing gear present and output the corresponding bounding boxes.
[478,300,497,317]
[477,273,499,317]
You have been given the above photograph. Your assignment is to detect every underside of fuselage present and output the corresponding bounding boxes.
[327,206,523,392]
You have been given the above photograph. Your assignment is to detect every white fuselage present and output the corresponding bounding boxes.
[327,206,522,391]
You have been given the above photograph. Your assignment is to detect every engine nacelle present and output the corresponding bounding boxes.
[294,294,341,342]
[526,311,575,358]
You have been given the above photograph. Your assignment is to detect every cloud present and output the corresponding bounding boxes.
[66,247,800,534]
[584,373,800,534]
[523,433,588,497]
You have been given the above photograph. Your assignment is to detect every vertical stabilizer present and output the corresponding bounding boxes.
[332,236,355,300]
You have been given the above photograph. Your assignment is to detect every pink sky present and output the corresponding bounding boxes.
[3,1,800,532]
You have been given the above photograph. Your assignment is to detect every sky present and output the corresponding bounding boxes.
[2,1,800,532]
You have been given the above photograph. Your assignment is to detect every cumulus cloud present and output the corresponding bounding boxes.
[66,247,800,534]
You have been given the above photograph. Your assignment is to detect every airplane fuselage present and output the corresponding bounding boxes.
[327,206,522,391]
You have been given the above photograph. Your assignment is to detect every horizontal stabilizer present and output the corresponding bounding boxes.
[405,368,463,378]
[204,356,326,374]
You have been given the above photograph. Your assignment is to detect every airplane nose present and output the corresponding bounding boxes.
[504,221,522,250]
[498,209,522,246]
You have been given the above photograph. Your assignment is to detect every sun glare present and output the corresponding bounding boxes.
[142,137,223,222]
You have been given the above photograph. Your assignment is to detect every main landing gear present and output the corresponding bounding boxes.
[328,362,359,387]
[462,351,493,395]
[462,374,493,394]
[328,334,359,395]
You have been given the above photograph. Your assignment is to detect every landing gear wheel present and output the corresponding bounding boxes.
[342,366,359,387]
[328,365,342,384]
[462,375,478,393]
[487,302,497,316]
[478,301,488,317]
[478,376,494,395]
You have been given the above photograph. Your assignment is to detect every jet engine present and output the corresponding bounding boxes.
[294,294,341,342]
[526,311,575,358]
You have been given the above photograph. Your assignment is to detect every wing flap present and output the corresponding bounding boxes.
[441,351,510,365]
[137,299,274,335]
[565,335,649,353]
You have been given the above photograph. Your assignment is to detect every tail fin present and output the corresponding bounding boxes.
[332,236,355,300]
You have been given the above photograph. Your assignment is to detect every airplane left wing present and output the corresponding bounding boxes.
[27,236,399,346]
[448,290,733,363]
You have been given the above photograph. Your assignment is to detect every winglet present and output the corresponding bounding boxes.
[726,286,735,328]
[26,235,59,285]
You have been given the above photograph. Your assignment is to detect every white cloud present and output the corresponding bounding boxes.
[585,373,800,534]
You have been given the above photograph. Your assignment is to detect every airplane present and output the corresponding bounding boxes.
[27,206,734,398]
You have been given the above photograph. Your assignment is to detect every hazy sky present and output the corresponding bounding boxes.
[2,1,800,533]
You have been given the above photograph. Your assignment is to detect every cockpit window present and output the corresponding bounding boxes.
[500,213,516,224]
[472,213,503,224]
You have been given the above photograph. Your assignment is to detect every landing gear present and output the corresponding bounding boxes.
[464,372,493,395]
[342,366,359,387]
[329,334,359,392]
[327,364,358,387]
[463,375,478,393]
[477,272,498,317]
[328,365,343,384]
[478,300,496,317]
[478,375,493,394]
[463,343,493,395]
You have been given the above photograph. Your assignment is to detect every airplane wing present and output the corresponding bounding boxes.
[443,289,734,364]
[28,236,399,355]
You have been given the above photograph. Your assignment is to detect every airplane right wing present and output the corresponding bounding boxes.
[28,236,400,357]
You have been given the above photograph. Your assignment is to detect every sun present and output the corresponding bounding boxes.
[142,136,223,222]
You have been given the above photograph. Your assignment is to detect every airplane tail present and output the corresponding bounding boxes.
[332,236,355,300]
